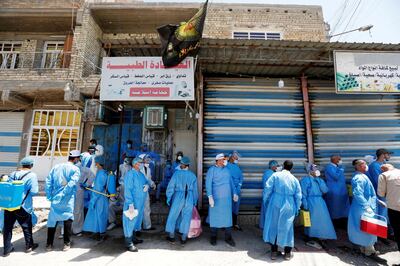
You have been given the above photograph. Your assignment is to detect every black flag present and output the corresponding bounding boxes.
[157,0,208,68]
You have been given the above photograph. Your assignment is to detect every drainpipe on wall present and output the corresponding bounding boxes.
[301,74,315,163]
[196,71,204,209]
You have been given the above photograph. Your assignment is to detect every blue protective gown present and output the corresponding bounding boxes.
[123,169,151,238]
[226,162,243,215]
[206,165,237,228]
[165,169,198,236]
[172,161,181,173]
[324,163,350,219]
[263,170,302,248]
[46,162,80,227]
[9,170,39,216]
[367,161,388,220]
[259,169,274,229]
[348,172,377,247]
[83,169,116,234]
[300,176,337,239]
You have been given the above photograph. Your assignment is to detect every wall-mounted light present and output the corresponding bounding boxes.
[278,79,284,88]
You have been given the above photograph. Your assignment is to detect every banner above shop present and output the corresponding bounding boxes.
[334,51,400,94]
[100,57,194,101]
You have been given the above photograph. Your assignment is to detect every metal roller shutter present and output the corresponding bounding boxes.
[309,80,400,178]
[204,78,307,211]
[0,112,24,175]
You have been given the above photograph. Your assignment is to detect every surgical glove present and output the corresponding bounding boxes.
[233,194,239,202]
[208,196,215,208]
[116,186,121,192]
[366,207,374,214]
[143,184,149,192]
[123,204,138,220]
[150,181,156,190]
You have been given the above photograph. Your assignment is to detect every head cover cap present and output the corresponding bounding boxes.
[268,160,279,168]
[306,163,318,173]
[215,153,225,160]
[230,150,241,158]
[95,155,105,166]
[132,157,142,165]
[20,156,34,166]
[180,156,191,165]
[69,150,81,158]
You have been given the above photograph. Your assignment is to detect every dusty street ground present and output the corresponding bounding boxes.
[0,197,398,266]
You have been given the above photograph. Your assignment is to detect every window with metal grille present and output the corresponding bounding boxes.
[233,31,282,40]
[41,41,64,68]
[0,42,22,69]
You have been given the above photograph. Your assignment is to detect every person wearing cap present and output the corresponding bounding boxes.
[378,164,400,260]
[122,140,137,161]
[300,164,337,250]
[348,159,379,257]
[367,148,392,243]
[138,154,156,231]
[72,152,95,236]
[226,151,244,231]
[173,151,184,173]
[2,157,39,257]
[89,139,104,157]
[83,156,116,240]
[262,160,301,260]
[259,160,281,229]
[45,150,81,251]
[324,154,350,228]
[107,157,132,231]
[165,156,198,245]
[206,153,239,247]
[123,157,153,252]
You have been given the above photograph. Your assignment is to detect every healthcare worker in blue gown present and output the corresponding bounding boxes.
[263,160,302,261]
[226,151,244,231]
[259,160,281,229]
[3,157,39,257]
[72,152,94,236]
[83,156,116,240]
[123,157,152,252]
[348,159,379,257]
[300,164,336,249]
[45,150,81,251]
[324,154,350,227]
[165,156,198,245]
[367,148,392,241]
[206,153,238,247]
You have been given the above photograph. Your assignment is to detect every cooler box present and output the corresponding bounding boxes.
[360,213,387,238]
[299,210,312,227]
[0,181,24,211]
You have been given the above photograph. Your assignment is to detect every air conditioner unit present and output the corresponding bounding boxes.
[144,106,166,129]
[84,99,107,124]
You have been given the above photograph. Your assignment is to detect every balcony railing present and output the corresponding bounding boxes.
[0,51,72,70]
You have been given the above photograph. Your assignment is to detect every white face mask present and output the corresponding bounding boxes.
[276,166,283,172]
[314,170,321,177]
[182,167,189,171]
[234,160,239,164]
[223,160,228,166]
[177,156,182,161]
[337,160,343,166]
[365,165,369,172]
[144,163,150,167]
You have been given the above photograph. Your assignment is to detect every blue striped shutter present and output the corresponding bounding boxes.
[309,80,400,178]
[0,112,24,175]
[204,78,307,211]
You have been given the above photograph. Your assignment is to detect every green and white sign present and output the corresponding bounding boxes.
[334,51,400,94]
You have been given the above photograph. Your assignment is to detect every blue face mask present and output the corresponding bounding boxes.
[127,144,132,149]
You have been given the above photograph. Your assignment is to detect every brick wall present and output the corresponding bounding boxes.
[1,0,83,9]
[203,4,327,42]
[71,8,104,79]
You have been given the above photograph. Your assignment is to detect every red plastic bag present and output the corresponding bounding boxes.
[360,213,387,239]
[188,207,202,239]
